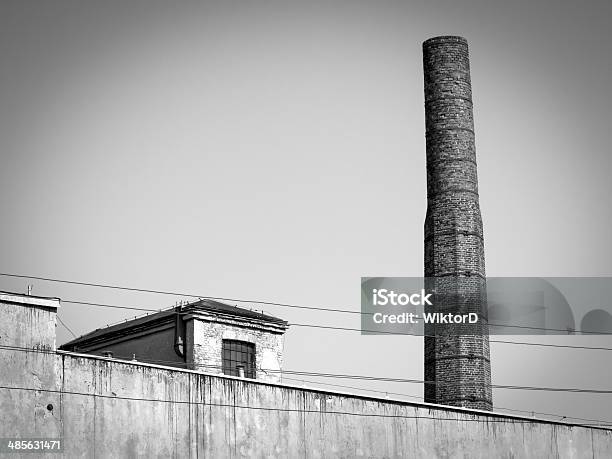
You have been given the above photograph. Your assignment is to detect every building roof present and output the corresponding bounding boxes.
[59,298,287,350]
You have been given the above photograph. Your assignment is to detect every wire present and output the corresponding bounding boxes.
[2,343,612,395]
[2,273,611,426]
[63,300,160,313]
[2,344,611,427]
[487,322,609,335]
[1,383,610,428]
[0,383,555,425]
[281,369,612,394]
[54,298,612,353]
[4,271,611,335]
[64,298,605,336]
[290,323,612,352]
[281,376,424,400]
[280,375,612,426]
[56,316,77,339]
[0,272,362,314]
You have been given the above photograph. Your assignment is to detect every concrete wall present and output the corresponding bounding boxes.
[0,292,59,351]
[2,294,612,458]
[0,294,63,457]
[1,350,611,458]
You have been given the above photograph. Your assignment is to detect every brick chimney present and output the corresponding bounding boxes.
[423,36,492,410]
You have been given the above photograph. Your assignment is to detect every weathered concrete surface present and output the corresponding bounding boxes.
[2,295,612,458]
[0,292,59,351]
[0,293,63,457]
[1,350,611,458]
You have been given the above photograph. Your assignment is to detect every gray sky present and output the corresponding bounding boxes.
[1,1,611,423]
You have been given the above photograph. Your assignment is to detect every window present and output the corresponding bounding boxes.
[222,340,256,378]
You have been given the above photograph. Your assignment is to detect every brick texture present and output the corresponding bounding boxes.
[186,318,285,383]
[423,36,493,411]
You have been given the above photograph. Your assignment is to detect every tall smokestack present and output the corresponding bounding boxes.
[423,36,492,410]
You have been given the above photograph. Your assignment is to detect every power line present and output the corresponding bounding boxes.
[63,300,159,313]
[4,272,610,335]
[1,384,609,429]
[488,322,610,335]
[56,315,77,339]
[280,368,612,394]
[2,343,612,395]
[54,298,612,353]
[0,272,361,314]
[61,301,598,337]
[2,344,612,427]
[282,376,424,400]
[2,273,611,425]
[0,384,519,424]
[3,277,612,430]
[280,376,612,426]
[290,323,612,352]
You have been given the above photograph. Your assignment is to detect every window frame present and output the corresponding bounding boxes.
[221,339,256,379]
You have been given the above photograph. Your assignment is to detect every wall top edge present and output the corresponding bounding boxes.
[53,349,610,432]
[0,290,60,309]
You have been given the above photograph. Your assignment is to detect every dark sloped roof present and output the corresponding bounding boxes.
[59,299,287,350]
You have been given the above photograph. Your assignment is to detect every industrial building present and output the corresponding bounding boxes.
[59,299,288,383]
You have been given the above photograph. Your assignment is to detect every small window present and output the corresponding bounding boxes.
[222,340,256,378]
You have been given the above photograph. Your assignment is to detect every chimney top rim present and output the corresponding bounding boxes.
[423,36,468,46]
